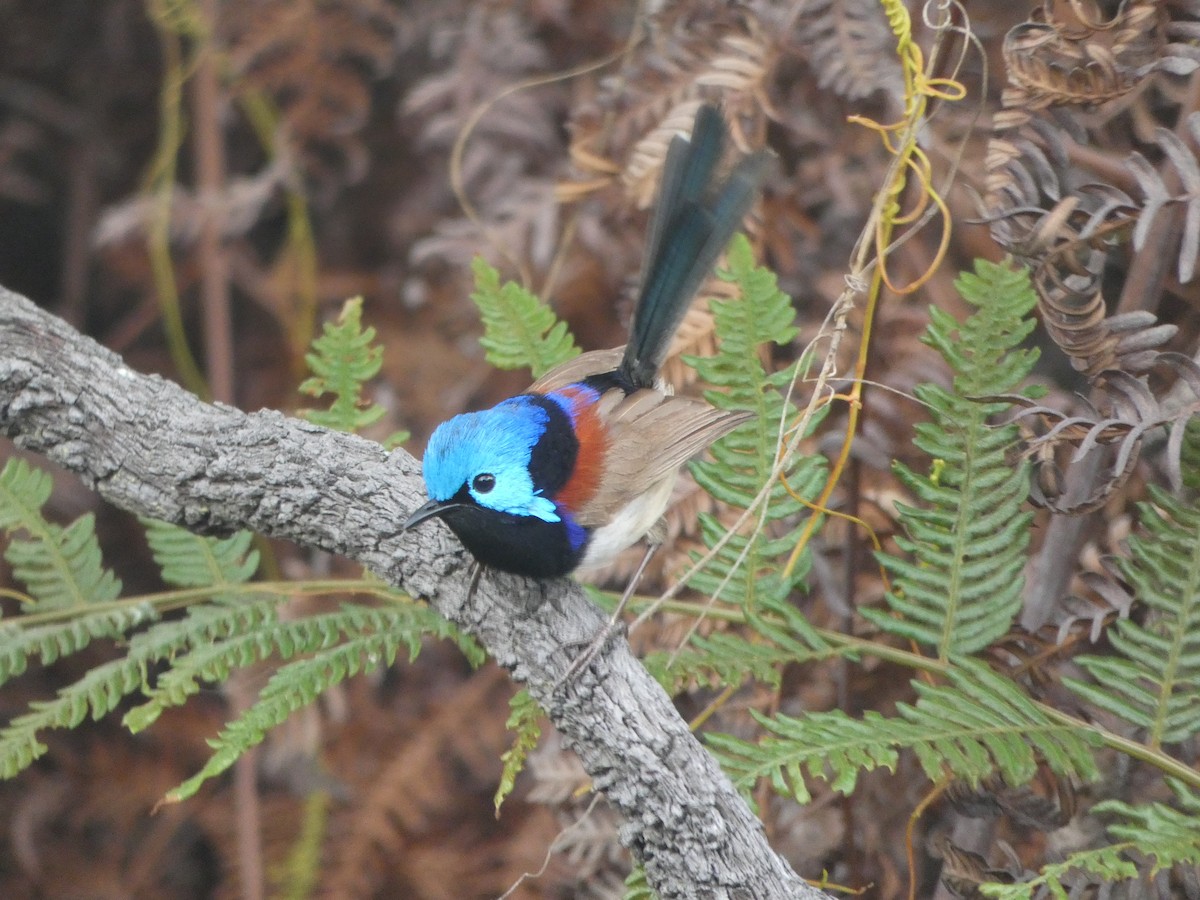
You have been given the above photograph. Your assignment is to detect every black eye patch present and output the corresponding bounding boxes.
[472,473,496,493]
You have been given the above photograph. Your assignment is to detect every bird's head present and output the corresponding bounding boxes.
[403,393,593,577]
[405,398,562,531]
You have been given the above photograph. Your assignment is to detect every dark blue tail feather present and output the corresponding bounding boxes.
[620,105,770,388]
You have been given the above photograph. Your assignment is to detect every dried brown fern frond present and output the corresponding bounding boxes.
[1126,115,1200,283]
[661,304,719,389]
[403,8,559,158]
[984,91,1200,508]
[1054,562,1135,644]
[1004,354,1200,511]
[321,668,517,899]
[788,0,904,105]
[936,774,1075,897]
[409,176,562,271]
[932,836,1000,900]
[526,731,625,886]
[656,271,751,393]
[988,0,1200,209]
[93,156,292,248]
[1001,0,1170,116]
[985,0,1200,392]
[223,0,399,189]
[401,7,566,273]
[563,3,773,208]
[946,773,1076,831]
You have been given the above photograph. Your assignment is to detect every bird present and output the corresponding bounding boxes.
[404,104,769,603]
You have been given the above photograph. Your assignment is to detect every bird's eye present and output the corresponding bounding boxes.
[472,473,496,494]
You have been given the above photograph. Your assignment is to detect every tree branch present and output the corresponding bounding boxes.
[0,286,828,899]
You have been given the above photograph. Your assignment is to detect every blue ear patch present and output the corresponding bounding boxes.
[423,398,562,523]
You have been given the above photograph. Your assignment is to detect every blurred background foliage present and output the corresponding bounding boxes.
[2,0,1200,898]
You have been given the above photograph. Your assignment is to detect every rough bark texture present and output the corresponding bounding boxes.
[0,286,829,900]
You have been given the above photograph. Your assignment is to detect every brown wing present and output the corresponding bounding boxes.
[572,389,752,527]
[529,348,625,392]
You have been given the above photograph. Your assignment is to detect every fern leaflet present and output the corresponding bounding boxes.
[981,782,1200,898]
[0,458,121,608]
[470,257,580,377]
[623,866,656,900]
[0,604,159,689]
[298,296,395,436]
[980,844,1140,899]
[142,516,260,594]
[1098,780,1200,868]
[494,688,542,812]
[1065,486,1200,747]
[653,235,828,687]
[709,658,1099,804]
[169,629,413,801]
[862,259,1040,658]
[124,601,460,732]
[0,597,284,777]
[647,598,844,690]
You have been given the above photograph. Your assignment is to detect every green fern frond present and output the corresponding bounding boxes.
[1065,487,1200,747]
[642,235,830,691]
[298,296,390,434]
[0,597,284,777]
[981,783,1200,899]
[862,259,1040,658]
[495,688,542,812]
[1098,780,1200,866]
[0,458,121,608]
[0,457,53,531]
[0,604,159,689]
[1178,415,1200,492]
[683,235,827,618]
[142,517,259,594]
[979,845,1139,899]
[709,659,1098,804]
[470,257,580,377]
[646,599,843,690]
[124,601,455,732]
[169,629,412,801]
[623,866,656,900]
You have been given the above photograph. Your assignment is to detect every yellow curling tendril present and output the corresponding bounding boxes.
[781,0,965,579]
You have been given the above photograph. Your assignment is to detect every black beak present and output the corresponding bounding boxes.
[403,499,466,531]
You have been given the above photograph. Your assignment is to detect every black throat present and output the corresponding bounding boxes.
[436,502,587,578]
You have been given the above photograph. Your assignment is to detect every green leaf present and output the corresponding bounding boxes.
[709,659,1098,805]
[274,789,331,900]
[0,598,283,777]
[169,630,412,801]
[981,782,1200,898]
[864,259,1039,658]
[124,601,454,733]
[494,688,542,813]
[0,458,121,608]
[298,296,390,433]
[1098,780,1200,864]
[0,604,159,689]
[680,233,827,630]
[470,257,579,377]
[979,845,1139,899]
[623,866,658,900]
[141,517,259,593]
[1066,486,1200,746]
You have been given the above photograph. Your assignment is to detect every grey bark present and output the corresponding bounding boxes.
[0,285,830,900]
